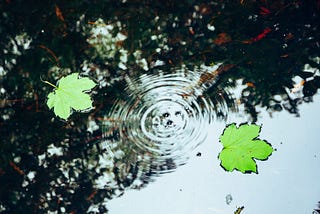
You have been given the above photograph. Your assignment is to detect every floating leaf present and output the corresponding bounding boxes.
[45,73,96,120]
[218,123,273,173]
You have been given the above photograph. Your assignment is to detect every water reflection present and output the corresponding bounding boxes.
[1,0,318,212]
[76,67,240,212]
[103,69,217,174]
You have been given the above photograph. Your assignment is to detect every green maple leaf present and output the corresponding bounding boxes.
[45,73,96,120]
[218,123,273,173]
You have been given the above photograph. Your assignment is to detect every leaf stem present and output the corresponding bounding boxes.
[43,80,58,89]
[40,76,58,89]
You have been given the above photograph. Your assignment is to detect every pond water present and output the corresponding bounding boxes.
[0,1,319,213]
[107,92,320,214]
[102,69,225,174]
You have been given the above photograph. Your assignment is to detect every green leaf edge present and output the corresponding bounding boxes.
[46,73,96,120]
[218,122,274,174]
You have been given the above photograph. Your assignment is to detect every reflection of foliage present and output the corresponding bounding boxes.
[207,1,320,121]
[0,0,319,212]
[314,201,320,214]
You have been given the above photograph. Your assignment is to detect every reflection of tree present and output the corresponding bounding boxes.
[0,0,319,212]
[315,201,320,214]
[198,1,320,121]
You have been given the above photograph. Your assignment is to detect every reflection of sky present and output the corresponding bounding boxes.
[108,92,320,214]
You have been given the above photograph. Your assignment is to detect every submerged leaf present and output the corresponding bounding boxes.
[46,73,96,120]
[218,123,273,173]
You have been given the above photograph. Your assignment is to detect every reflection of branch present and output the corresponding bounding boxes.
[0,99,23,108]
[274,2,294,16]
[9,161,24,175]
[0,93,42,112]
[198,64,235,86]
[96,117,122,122]
[180,64,235,98]
[86,190,97,201]
[38,45,60,66]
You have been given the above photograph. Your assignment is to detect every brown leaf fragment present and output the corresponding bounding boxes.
[55,5,65,22]
[213,33,232,45]
[246,82,255,87]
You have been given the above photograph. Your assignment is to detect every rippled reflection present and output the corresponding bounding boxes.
[102,68,236,174]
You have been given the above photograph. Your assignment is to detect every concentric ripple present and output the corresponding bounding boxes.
[103,70,216,173]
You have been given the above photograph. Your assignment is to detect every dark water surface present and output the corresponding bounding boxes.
[0,0,319,213]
